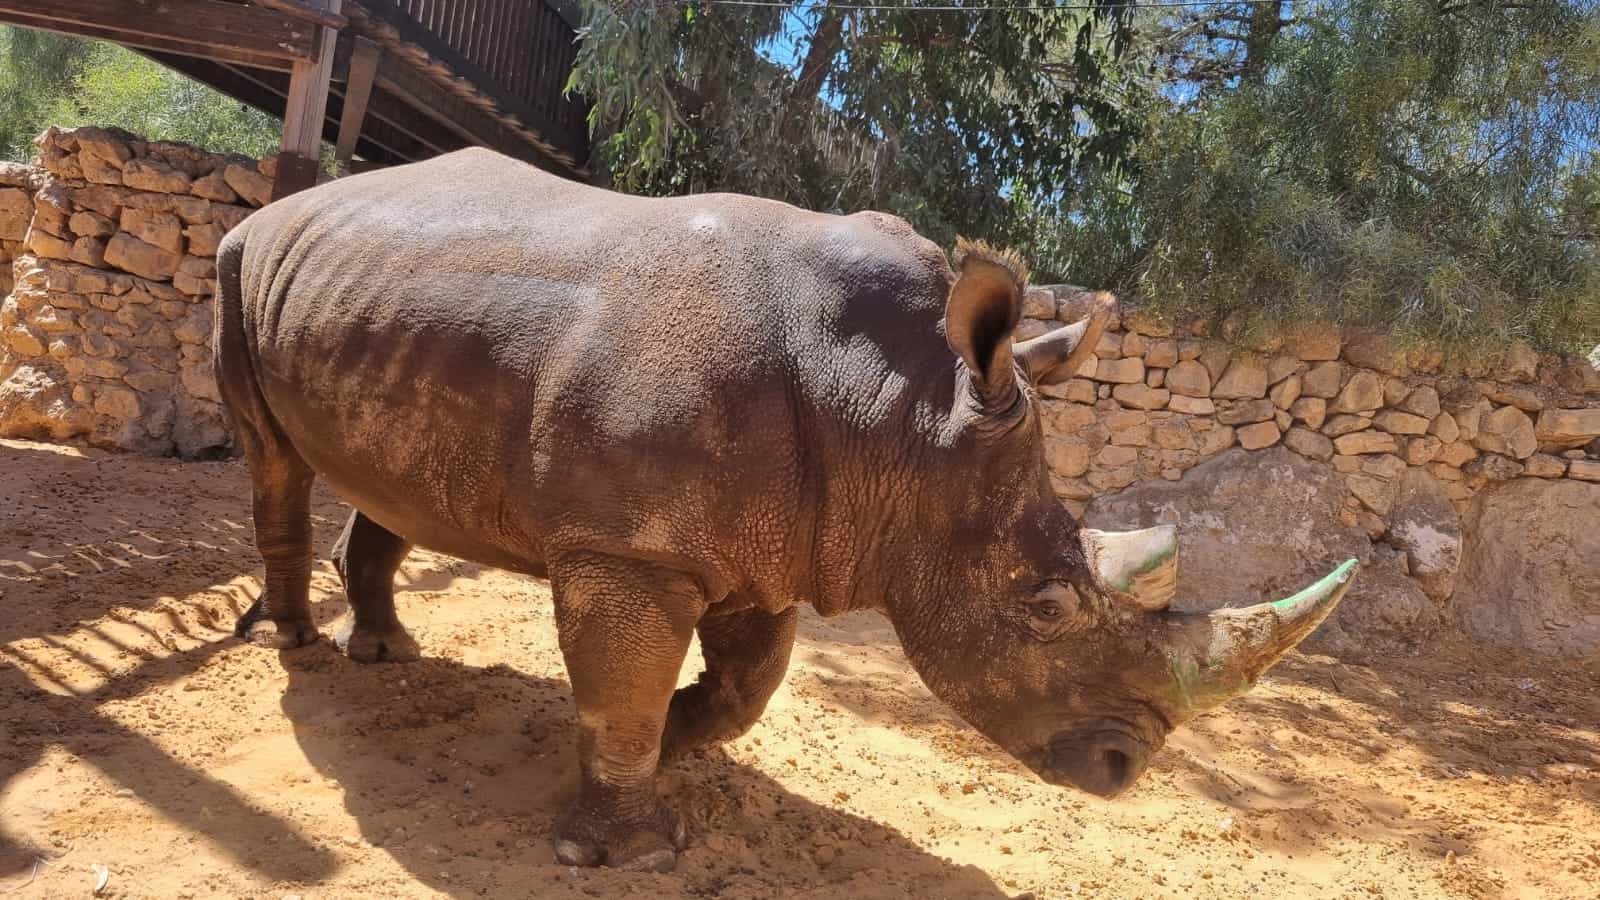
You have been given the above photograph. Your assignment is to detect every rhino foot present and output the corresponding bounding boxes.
[333,619,421,663]
[552,802,687,872]
[234,598,319,649]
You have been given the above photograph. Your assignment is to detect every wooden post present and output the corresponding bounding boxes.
[334,36,382,175]
[272,0,342,201]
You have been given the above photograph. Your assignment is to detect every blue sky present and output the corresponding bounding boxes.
[758,2,822,71]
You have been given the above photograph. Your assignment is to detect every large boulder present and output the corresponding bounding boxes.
[1336,547,1438,646]
[1084,447,1430,649]
[1454,479,1600,657]
[0,362,92,440]
[1387,469,1461,603]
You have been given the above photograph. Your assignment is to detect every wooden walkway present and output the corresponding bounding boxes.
[0,0,589,194]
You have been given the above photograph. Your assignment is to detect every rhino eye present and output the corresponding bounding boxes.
[1022,583,1081,639]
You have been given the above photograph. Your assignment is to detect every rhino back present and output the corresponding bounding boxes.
[227,148,953,602]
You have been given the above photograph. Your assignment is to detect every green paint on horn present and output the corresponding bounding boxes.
[1271,558,1359,613]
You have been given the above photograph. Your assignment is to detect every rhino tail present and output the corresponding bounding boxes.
[212,225,294,462]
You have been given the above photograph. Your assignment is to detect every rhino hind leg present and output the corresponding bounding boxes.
[661,604,796,759]
[549,551,704,872]
[217,235,317,650]
[232,435,319,649]
[330,510,421,663]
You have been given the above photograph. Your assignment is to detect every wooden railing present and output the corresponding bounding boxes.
[358,0,588,162]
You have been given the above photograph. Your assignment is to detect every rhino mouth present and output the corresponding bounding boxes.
[1038,726,1150,798]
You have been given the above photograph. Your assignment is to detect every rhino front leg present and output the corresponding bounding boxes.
[549,552,705,872]
[661,605,796,759]
[330,510,421,663]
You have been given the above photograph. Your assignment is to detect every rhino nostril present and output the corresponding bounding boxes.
[1101,748,1132,789]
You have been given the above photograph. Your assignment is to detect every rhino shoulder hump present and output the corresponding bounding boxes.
[804,211,950,296]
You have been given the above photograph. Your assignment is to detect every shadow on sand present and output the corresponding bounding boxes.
[275,644,1013,898]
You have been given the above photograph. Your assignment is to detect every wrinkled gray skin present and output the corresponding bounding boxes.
[216,148,1336,872]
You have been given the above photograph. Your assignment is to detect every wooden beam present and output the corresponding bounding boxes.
[0,0,315,63]
[142,50,422,164]
[273,0,342,200]
[0,10,297,71]
[205,55,459,161]
[335,36,382,171]
[375,54,581,177]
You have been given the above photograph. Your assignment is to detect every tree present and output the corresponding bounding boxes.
[44,39,281,158]
[1043,0,1600,353]
[0,27,92,159]
[0,26,280,163]
[570,1,1598,353]
[568,0,1140,252]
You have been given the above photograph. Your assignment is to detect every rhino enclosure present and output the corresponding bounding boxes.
[1,125,1598,897]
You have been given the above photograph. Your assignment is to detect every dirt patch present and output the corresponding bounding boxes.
[1,437,1597,898]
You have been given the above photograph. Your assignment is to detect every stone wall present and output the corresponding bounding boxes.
[0,126,284,456]
[1022,287,1600,656]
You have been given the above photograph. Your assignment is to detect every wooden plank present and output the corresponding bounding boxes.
[533,9,551,118]
[539,6,560,118]
[479,0,502,85]
[489,0,515,91]
[510,2,534,98]
[0,11,297,71]
[275,0,343,200]
[445,0,466,53]
[335,36,382,169]
[465,0,487,64]
[0,0,315,62]
[505,0,526,91]
[499,0,521,97]
[502,0,525,92]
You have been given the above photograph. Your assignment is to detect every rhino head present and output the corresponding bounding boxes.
[881,240,1357,798]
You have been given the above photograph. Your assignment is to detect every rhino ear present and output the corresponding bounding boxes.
[945,238,1028,404]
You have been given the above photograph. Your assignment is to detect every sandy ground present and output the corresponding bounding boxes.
[1,437,1597,899]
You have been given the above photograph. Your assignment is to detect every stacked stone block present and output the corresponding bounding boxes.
[0,126,281,456]
[0,161,44,297]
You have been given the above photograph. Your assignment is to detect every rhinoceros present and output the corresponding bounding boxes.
[215,148,1357,872]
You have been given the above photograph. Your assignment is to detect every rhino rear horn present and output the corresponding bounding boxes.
[1014,291,1115,385]
[1081,525,1178,611]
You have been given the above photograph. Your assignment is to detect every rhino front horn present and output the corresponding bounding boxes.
[1164,559,1359,721]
